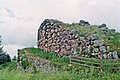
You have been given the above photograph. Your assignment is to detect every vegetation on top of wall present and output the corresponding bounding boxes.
[25,48,70,64]
[63,24,120,56]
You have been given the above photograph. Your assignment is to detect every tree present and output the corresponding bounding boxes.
[0,36,11,64]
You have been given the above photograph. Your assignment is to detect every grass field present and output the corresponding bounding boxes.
[0,67,120,80]
[0,61,120,80]
[0,47,120,80]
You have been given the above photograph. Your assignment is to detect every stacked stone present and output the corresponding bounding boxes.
[38,19,86,56]
[38,19,119,59]
[38,19,61,53]
[86,33,118,59]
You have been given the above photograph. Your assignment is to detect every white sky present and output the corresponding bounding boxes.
[0,0,120,58]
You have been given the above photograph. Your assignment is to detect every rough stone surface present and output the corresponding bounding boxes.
[99,46,106,53]
[79,20,90,26]
[98,23,108,31]
[18,50,57,72]
[93,40,104,47]
[37,19,119,59]
[87,34,98,41]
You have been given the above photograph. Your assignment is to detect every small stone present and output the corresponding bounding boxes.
[99,46,106,53]
[66,45,71,50]
[108,51,118,59]
[79,37,85,41]
[93,48,99,53]
[98,23,108,31]
[51,29,55,33]
[93,40,104,47]
[87,34,98,41]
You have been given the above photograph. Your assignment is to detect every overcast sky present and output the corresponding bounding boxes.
[0,0,120,58]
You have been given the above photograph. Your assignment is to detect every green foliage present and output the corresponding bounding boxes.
[63,24,120,56]
[27,48,70,64]
[18,49,25,54]
[0,48,120,80]
[74,47,80,53]
[102,59,120,71]
[0,65,120,80]
[0,61,16,70]
[21,60,30,69]
[108,33,120,53]
[0,36,11,64]
[80,51,91,56]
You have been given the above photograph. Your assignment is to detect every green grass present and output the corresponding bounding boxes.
[26,48,70,64]
[0,61,16,70]
[63,24,120,56]
[0,47,120,80]
[0,62,120,80]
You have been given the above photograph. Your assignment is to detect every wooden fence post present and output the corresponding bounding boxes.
[68,55,72,67]
[70,56,71,64]
[99,52,103,71]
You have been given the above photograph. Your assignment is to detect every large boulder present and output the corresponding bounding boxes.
[79,20,90,26]
[98,23,108,31]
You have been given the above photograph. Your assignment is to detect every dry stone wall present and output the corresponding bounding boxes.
[37,19,119,59]
[17,49,57,72]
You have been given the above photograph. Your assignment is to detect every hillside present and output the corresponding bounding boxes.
[0,47,120,80]
[0,19,120,80]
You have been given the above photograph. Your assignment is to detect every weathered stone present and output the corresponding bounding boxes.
[98,23,108,31]
[51,29,55,33]
[98,23,106,28]
[110,29,116,32]
[54,49,60,53]
[75,34,79,39]
[106,46,110,52]
[79,20,90,26]
[18,50,58,72]
[37,19,119,58]
[66,45,71,50]
[79,37,85,41]
[93,48,99,53]
[70,30,79,34]
[99,46,106,53]
[93,40,104,47]
[54,28,58,32]
[60,48,66,55]
[83,46,91,53]
[108,51,118,59]
[87,34,98,41]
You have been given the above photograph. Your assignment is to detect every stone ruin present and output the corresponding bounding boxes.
[37,19,119,59]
